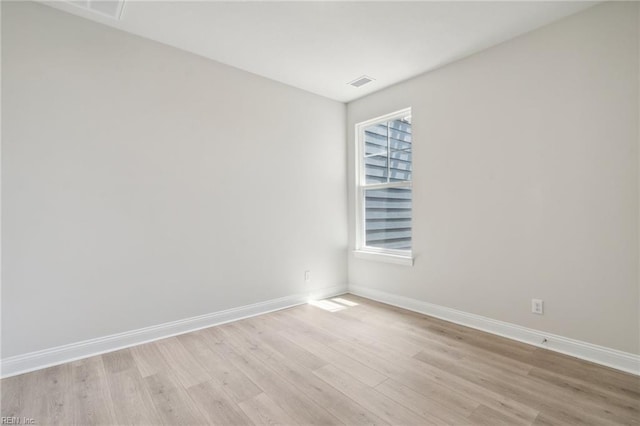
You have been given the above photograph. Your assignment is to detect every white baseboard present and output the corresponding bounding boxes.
[349,284,640,376]
[1,285,348,378]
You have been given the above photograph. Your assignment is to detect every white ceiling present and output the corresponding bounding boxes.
[43,1,597,102]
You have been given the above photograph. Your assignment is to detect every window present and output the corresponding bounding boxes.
[355,108,413,265]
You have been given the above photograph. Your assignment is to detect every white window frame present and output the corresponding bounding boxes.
[354,107,414,266]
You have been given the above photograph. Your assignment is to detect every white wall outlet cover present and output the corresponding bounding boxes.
[532,299,544,315]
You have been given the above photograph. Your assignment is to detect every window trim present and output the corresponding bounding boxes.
[354,107,413,265]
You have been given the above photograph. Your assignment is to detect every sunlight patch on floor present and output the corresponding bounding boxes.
[308,297,359,312]
[308,299,347,312]
[332,297,358,307]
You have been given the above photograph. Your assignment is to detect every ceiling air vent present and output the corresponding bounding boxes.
[348,76,375,88]
[67,0,126,20]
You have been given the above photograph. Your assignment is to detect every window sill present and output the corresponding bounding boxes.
[353,250,414,266]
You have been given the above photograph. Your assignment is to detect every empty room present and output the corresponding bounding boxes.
[1,0,639,425]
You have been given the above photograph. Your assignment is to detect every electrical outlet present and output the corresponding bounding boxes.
[531,299,544,315]
[304,270,311,283]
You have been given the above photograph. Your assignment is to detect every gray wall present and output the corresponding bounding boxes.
[348,2,640,354]
[3,0,638,360]
[2,1,347,358]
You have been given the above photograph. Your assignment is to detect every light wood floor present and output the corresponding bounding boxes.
[2,294,639,425]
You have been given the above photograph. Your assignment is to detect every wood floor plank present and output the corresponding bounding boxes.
[531,410,589,425]
[71,356,118,425]
[347,295,536,359]
[414,347,635,425]
[467,405,523,425]
[186,380,254,425]
[19,364,73,426]
[328,333,539,424]
[1,366,75,425]
[375,378,477,425]
[212,325,343,425]
[130,341,169,378]
[341,302,534,376]
[238,392,297,426]
[102,348,136,375]
[299,304,425,358]
[239,314,284,335]
[323,315,535,424]
[224,323,389,426]
[105,366,163,425]
[235,321,328,371]
[0,373,32,420]
[179,331,263,403]
[2,293,637,426]
[154,336,211,388]
[144,373,207,425]
[279,327,387,387]
[527,366,640,416]
[277,309,340,345]
[314,364,437,425]
[528,348,640,399]
[329,338,407,377]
